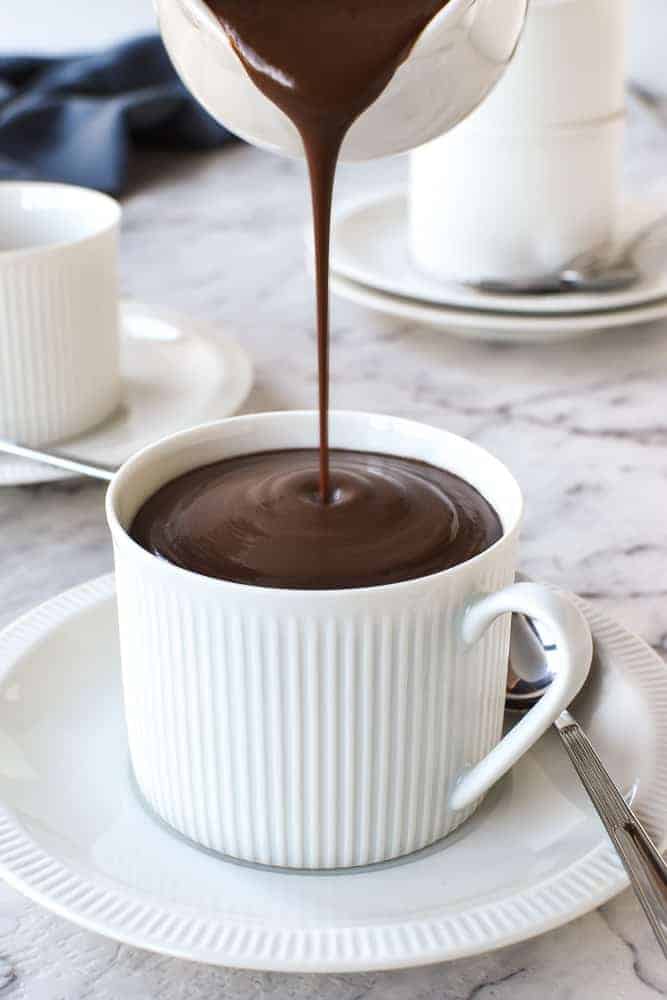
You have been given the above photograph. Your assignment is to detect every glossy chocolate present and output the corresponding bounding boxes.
[131,449,502,590]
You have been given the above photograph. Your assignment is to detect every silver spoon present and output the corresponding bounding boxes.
[510,597,667,958]
[3,439,667,952]
[0,439,115,482]
[476,212,667,296]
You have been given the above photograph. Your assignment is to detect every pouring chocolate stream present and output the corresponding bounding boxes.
[204,0,451,502]
[128,0,508,593]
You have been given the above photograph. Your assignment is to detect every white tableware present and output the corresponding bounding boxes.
[408,0,628,285]
[330,271,667,344]
[469,0,629,129]
[331,190,667,316]
[107,411,591,870]
[155,0,527,161]
[410,115,624,285]
[0,302,253,487]
[0,182,122,446]
[0,576,664,970]
[629,0,667,99]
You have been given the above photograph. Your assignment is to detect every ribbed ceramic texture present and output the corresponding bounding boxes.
[116,560,512,869]
[0,576,666,971]
[0,235,121,445]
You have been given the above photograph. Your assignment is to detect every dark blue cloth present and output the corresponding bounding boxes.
[0,36,234,195]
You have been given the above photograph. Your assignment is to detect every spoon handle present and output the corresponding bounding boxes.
[556,710,667,958]
[0,439,115,482]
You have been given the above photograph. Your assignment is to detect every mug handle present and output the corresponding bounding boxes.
[450,582,593,813]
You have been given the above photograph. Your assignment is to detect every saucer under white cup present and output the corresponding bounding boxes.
[331,189,667,315]
[0,182,122,446]
[330,271,667,344]
[328,188,667,343]
[0,302,253,487]
[108,411,591,870]
[0,575,664,970]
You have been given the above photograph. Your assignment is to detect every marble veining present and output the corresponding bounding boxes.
[0,94,666,997]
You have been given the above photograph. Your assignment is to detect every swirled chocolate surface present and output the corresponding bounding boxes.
[130,450,502,590]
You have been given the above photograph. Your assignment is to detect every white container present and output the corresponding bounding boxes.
[155,0,528,161]
[107,411,592,870]
[0,183,121,446]
[410,114,625,285]
[468,0,629,129]
[629,0,667,98]
[409,0,628,284]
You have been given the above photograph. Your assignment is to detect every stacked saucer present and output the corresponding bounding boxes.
[329,189,667,344]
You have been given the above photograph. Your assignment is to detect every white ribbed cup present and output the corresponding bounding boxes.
[461,0,629,129]
[107,412,592,869]
[410,115,625,285]
[629,0,667,98]
[0,183,121,446]
[409,0,628,284]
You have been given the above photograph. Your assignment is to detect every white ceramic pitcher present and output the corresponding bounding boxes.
[155,0,528,161]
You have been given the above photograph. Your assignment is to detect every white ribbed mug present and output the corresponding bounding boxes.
[0,182,121,446]
[107,412,592,870]
[410,115,625,285]
[629,0,667,99]
[409,0,628,284]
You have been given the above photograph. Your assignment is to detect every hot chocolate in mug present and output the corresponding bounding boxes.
[107,411,592,870]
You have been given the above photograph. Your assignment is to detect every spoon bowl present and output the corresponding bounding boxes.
[507,609,559,710]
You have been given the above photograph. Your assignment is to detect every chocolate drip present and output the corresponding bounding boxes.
[204,0,450,501]
[134,1,505,594]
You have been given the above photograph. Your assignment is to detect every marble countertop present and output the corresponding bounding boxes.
[1,94,667,998]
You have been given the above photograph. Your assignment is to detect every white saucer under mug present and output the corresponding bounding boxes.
[330,189,667,317]
[330,272,667,345]
[0,577,664,971]
[0,302,253,486]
